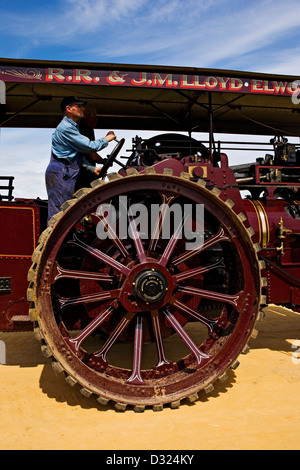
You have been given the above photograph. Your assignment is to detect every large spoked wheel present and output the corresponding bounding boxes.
[28,170,263,411]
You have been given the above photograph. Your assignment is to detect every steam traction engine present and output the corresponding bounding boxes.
[0,132,286,411]
[1,59,300,412]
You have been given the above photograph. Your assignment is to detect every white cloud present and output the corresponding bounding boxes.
[64,0,145,26]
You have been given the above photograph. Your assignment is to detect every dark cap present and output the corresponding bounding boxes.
[60,96,87,111]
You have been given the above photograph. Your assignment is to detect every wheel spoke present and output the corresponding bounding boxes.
[177,285,244,310]
[172,226,229,266]
[93,311,135,363]
[127,315,145,385]
[169,297,217,331]
[151,310,172,369]
[68,233,130,275]
[163,307,209,366]
[148,193,177,252]
[128,215,147,263]
[172,258,225,283]
[159,214,189,267]
[52,262,115,283]
[58,288,120,309]
[92,211,130,258]
[64,304,114,353]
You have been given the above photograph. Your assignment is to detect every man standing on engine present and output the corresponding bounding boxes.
[45,96,116,222]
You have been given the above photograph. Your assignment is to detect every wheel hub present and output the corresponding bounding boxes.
[133,269,168,304]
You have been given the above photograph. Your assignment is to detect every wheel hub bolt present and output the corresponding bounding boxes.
[132,269,168,303]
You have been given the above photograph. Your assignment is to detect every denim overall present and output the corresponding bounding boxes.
[45,151,83,222]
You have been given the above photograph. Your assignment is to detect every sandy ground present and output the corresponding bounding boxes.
[0,304,300,451]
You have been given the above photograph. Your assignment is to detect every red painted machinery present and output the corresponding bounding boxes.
[0,59,299,411]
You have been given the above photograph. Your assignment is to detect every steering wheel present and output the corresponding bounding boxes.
[98,138,125,178]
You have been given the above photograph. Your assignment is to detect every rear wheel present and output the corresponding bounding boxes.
[28,170,264,411]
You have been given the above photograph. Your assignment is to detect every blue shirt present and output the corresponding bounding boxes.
[52,115,108,161]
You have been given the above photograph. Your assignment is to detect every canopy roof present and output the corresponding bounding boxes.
[0,58,300,136]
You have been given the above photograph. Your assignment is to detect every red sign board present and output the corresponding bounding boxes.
[0,65,299,97]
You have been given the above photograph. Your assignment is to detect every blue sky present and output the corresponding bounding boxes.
[1,0,300,198]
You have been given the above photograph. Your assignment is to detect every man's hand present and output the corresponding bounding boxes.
[94,167,103,176]
[105,131,116,142]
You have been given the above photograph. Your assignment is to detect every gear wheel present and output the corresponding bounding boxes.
[27,169,265,411]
